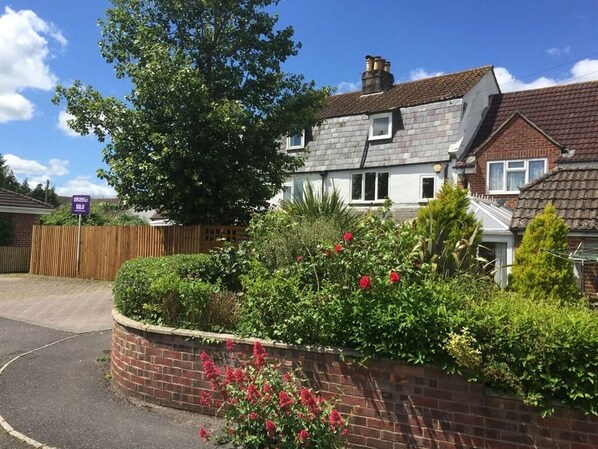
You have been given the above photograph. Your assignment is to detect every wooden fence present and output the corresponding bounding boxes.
[29,225,246,281]
[0,247,31,273]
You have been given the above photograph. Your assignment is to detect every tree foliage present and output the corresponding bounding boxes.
[415,182,484,277]
[509,203,581,303]
[53,0,328,225]
[41,202,148,226]
[0,154,23,193]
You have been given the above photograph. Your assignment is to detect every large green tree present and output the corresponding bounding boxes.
[53,0,328,225]
[0,154,21,192]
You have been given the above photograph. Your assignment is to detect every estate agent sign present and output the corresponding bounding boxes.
[71,195,91,215]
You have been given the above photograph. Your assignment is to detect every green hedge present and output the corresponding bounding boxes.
[113,253,239,331]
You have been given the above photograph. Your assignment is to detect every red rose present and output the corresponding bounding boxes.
[343,232,353,242]
[389,271,400,284]
[359,275,371,289]
[334,244,343,253]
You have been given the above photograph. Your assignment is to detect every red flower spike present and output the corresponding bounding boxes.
[298,429,309,442]
[389,271,400,284]
[199,390,212,406]
[359,275,371,289]
[328,409,344,429]
[334,244,343,253]
[265,419,276,434]
[249,411,258,420]
[198,428,211,443]
[278,390,294,408]
[225,338,235,350]
[343,232,353,242]
[253,341,267,368]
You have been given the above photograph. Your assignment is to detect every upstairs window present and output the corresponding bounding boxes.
[351,171,389,201]
[368,112,392,140]
[488,159,546,194]
[286,131,305,150]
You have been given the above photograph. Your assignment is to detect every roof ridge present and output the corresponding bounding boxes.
[0,187,54,209]
[329,64,494,98]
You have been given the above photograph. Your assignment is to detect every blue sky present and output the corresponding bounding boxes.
[0,0,597,197]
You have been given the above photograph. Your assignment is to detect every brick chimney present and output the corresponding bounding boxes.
[361,55,394,94]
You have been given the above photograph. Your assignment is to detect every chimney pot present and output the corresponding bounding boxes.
[361,55,394,94]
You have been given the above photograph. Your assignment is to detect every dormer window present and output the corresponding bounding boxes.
[368,112,392,140]
[287,131,305,150]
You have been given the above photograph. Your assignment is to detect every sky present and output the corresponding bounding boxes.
[0,0,597,198]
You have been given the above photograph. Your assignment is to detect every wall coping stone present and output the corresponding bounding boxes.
[111,309,363,358]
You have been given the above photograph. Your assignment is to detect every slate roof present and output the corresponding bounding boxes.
[510,167,598,232]
[317,65,494,119]
[0,188,54,210]
[298,99,463,173]
[462,80,598,163]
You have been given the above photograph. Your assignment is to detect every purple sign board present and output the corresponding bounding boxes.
[71,195,91,215]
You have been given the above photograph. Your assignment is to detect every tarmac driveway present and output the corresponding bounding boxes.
[0,274,113,333]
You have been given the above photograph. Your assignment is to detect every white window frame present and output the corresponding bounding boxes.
[368,112,393,141]
[350,171,390,202]
[420,175,436,201]
[487,158,547,194]
[286,131,305,150]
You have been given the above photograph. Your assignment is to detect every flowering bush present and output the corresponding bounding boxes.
[198,341,348,449]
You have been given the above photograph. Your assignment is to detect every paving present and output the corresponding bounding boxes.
[0,274,222,449]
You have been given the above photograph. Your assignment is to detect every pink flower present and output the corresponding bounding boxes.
[246,384,260,402]
[283,372,293,383]
[334,244,343,253]
[295,255,303,262]
[300,388,320,414]
[253,341,267,368]
[298,429,309,442]
[199,390,212,406]
[279,390,294,408]
[249,411,258,420]
[225,339,235,350]
[198,428,211,443]
[200,352,222,384]
[359,275,371,289]
[328,409,344,429]
[342,427,349,436]
[343,232,353,242]
[265,419,276,434]
[389,271,400,284]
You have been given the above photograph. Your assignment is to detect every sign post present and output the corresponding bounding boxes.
[71,195,91,274]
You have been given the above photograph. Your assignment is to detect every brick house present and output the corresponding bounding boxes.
[456,80,598,290]
[272,56,500,219]
[0,188,54,247]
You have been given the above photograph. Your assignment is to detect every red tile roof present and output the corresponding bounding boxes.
[0,188,54,210]
[511,167,598,232]
[316,65,494,119]
[465,81,598,162]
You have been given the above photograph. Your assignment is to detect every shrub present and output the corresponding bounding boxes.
[461,292,598,415]
[0,215,14,245]
[199,341,348,449]
[509,203,582,303]
[415,182,485,277]
[113,253,236,330]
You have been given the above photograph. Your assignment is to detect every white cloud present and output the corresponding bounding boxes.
[546,46,571,56]
[0,7,66,123]
[4,153,69,179]
[336,81,360,94]
[409,68,445,81]
[55,176,117,198]
[57,110,80,137]
[496,58,598,92]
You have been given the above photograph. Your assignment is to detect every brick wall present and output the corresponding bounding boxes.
[0,213,40,247]
[465,116,561,208]
[111,313,598,449]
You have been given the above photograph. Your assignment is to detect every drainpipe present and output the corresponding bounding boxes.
[319,171,327,196]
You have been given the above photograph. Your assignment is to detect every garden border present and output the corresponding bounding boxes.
[111,310,598,449]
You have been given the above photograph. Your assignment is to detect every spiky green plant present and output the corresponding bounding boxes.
[415,182,485,278]
[282,182,359,230]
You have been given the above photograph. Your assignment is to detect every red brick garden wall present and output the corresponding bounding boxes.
[111,312,598,449]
